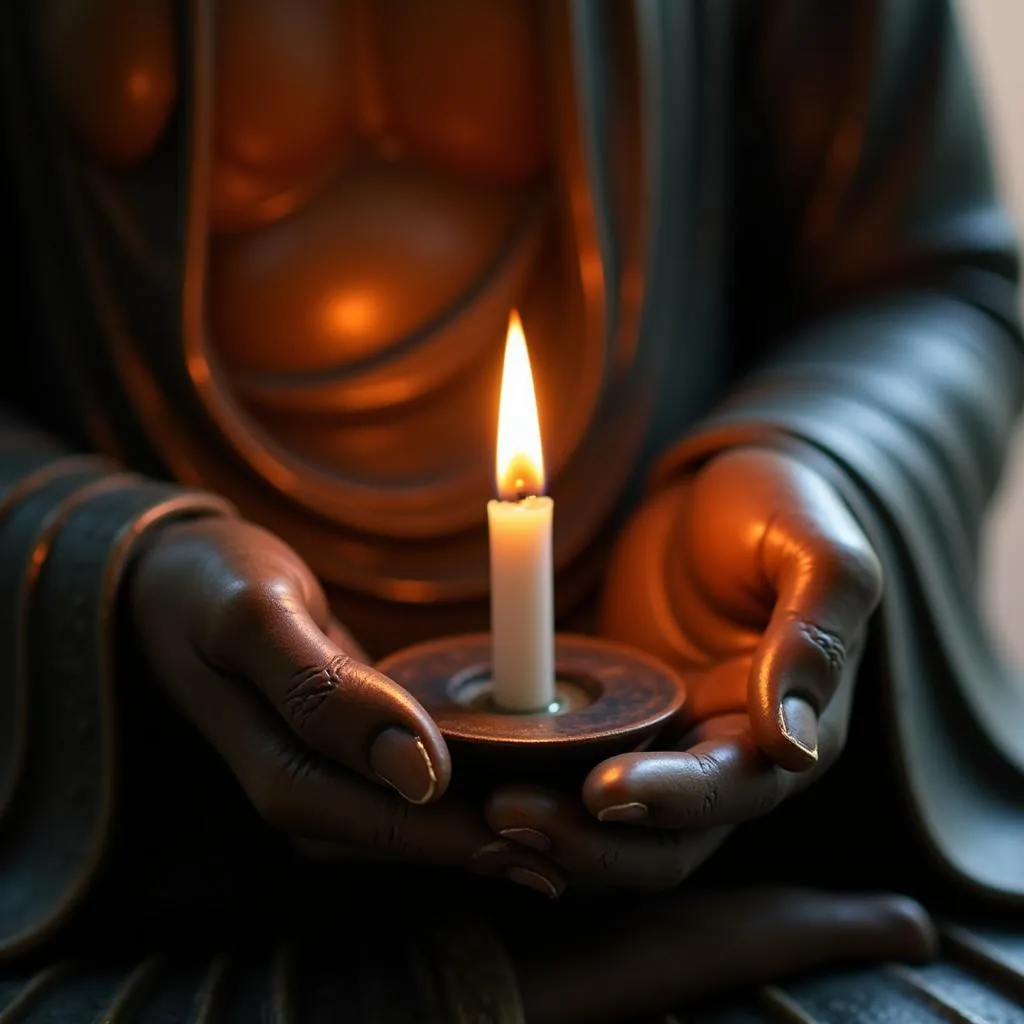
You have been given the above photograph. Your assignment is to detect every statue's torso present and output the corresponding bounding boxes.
[204,0,556,466]
[35,0,713,652]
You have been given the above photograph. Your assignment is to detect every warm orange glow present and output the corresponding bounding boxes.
[495,310,545,499]
[324,289,381,337]
[127,70,154,102]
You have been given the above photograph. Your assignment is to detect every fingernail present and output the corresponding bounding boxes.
[780,695,819,762]
[505,866,561,898]
[498,827,552,852]
[369,727,438,804]
[596,802,649,823]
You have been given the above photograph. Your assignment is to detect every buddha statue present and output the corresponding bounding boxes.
[1,0,1023,1020]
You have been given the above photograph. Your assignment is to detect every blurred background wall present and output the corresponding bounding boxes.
[959,0,1024,667]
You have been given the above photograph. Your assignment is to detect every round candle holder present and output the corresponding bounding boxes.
[378,633,686,787]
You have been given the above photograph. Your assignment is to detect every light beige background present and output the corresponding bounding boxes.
[958,0,1024,667]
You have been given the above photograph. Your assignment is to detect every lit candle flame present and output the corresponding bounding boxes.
[496,310,545,500]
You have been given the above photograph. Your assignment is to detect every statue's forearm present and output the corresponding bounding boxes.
[652,290,1022,546]
[0,410,233,961]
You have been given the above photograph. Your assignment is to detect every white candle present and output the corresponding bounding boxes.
[488,311,555,712]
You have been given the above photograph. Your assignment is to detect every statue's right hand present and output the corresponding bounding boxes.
[129,518,564,891]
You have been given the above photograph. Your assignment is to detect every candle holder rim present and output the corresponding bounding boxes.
[377,632,686,751]
[380,630,683,673]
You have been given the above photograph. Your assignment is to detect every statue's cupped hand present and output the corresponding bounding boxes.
[487,448,882,889]
[129,518,563,890]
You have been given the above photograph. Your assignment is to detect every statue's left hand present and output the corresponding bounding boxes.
[486,448,882,888]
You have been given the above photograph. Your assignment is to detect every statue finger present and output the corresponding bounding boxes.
[581,715,798,828]
[485,785,728,890]
[200,583,451,805]
[750,496,880,771]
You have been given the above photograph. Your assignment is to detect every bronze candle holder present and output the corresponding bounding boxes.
[378,633,686,789]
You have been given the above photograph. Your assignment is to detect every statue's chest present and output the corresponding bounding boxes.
[35,0,677,634]
[205,0,558,411]
[211,0,550,216]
